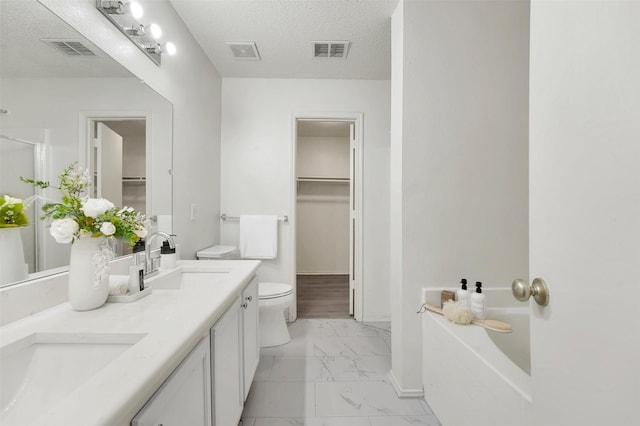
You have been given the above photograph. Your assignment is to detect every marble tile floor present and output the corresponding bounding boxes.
[240,319,441,426]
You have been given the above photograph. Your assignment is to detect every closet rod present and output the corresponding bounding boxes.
[220,213,289,223]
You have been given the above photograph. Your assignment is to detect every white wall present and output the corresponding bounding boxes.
[529,1,640,423]
[297,136,350,179]
[390,0,530,394]
[41,0,223,259]
[221,78,391,320]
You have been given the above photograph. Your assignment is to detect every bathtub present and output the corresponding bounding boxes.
[421,288,533,426]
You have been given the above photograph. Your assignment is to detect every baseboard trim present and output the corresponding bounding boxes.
[388,370,424,398]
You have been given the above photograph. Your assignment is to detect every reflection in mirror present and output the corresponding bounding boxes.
[0,135,43,285]
[0,0,173,288]
[91,118,147,257]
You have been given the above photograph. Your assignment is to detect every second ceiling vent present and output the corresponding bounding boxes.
[226,41,261,61]
[312,41,350,59]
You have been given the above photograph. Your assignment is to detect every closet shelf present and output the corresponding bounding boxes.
[297,194,349,202]
[123,176,146,184]
[297,177,350,183]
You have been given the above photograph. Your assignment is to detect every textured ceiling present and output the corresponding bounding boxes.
[169,0,399,79]
[0,0,134,78]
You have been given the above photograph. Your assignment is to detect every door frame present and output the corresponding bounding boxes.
[290,112,364,321]
[79,111,152,219]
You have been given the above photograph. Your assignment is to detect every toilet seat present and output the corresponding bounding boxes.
[259,282,293,300]
[196,245,238,260]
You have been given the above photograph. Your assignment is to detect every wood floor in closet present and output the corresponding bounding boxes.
[296,274,350,319]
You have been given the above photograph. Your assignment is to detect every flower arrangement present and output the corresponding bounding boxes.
[0,195,33,228]
[21,162,147,245]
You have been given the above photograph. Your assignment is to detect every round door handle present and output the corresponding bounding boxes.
[512,278,550,306]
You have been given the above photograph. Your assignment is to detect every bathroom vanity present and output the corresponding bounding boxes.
[0,260,260,426]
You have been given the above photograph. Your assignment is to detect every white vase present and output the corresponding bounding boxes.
[68,235,111,311]
[0,227,27,285]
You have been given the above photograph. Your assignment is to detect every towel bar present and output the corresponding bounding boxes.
[220,214,289,223]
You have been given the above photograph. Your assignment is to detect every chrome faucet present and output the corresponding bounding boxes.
[144,232,176,276]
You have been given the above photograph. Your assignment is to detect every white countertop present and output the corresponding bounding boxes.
[0,260,260,426]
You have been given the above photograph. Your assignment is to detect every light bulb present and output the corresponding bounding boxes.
[122,2,143,19]
[149,23,162,40]
[164,42,177,56]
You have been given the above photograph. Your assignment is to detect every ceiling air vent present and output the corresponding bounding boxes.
[312,41,350,59]
[225,41,261,61]
[42,39,97,57]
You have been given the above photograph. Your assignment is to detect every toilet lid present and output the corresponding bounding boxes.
[196,245,237,259]
[259,282,293,299]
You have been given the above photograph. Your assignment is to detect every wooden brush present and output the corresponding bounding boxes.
[421,304,512,333]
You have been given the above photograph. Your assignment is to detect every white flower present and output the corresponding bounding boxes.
[82,198,115,218]
[134,227,148,238]
[100,221,116,236]
[116,206,134,216]
[3,195,21,205]
[68,164,91,186]
[50,218,79,244]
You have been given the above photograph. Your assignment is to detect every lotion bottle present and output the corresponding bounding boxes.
[456,278,470,307]
[128,240,145,294]
[471,281,486,320]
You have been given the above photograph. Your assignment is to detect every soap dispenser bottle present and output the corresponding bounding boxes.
[471,281,486,320]
[128,240,145,295]
[160,239,176,270]
[456,278,470,307]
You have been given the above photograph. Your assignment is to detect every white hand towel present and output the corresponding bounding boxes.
[109,275,130,296]
[239,215,278,259]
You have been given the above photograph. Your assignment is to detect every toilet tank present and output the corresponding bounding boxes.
[196,245,239,260]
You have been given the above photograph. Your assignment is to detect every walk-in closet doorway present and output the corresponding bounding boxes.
[291,114,363,321]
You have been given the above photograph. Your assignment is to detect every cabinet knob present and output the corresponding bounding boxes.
[241,302,248,309]
[246,296,253,302]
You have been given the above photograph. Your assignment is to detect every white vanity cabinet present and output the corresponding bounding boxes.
[132,336,212,426]
[211,296,243,425]
[241,275,259,400]
[131,275,260,426]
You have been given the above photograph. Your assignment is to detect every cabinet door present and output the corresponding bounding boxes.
[132,336,211,426]
[211,297,243,426]
[242,276,259,400]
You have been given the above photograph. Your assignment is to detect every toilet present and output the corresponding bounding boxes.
[257,282,293,347]
[196,245,293,347]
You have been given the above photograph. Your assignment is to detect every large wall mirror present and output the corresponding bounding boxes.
[0,0,173,287]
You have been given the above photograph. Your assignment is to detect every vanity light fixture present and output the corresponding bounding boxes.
[96,0,177,66]
[100,1,144,19]
[124,24,145,37]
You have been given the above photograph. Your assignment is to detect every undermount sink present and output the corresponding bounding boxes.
[147,267,229,290]
[0,332,145,425]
